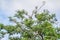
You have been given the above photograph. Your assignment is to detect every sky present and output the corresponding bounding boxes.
[0,0,60,25]
[0,0,60,40]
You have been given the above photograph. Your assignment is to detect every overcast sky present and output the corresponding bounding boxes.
[0,0,60,40]
[0,0,60,25]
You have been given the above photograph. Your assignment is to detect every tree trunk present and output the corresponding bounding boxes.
[41,35,44,40]
[40,34,44,40]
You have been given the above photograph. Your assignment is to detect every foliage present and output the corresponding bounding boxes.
[0,7,59,40]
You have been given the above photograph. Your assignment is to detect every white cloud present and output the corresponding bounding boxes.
[0,0,23,16]
[0,0,60,24]
[0,0,60,15]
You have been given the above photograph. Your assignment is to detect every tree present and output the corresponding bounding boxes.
[8,7,58,40]
[56,27,60,39]
[0,7,59,40]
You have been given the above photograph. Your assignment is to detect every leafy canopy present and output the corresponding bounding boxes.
[0,7,59,40]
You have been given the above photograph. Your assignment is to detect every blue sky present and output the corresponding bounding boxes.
[0,0,60,25]
[0,0,60,40]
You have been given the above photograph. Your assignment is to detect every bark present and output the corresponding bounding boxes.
[40,33,44,40]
